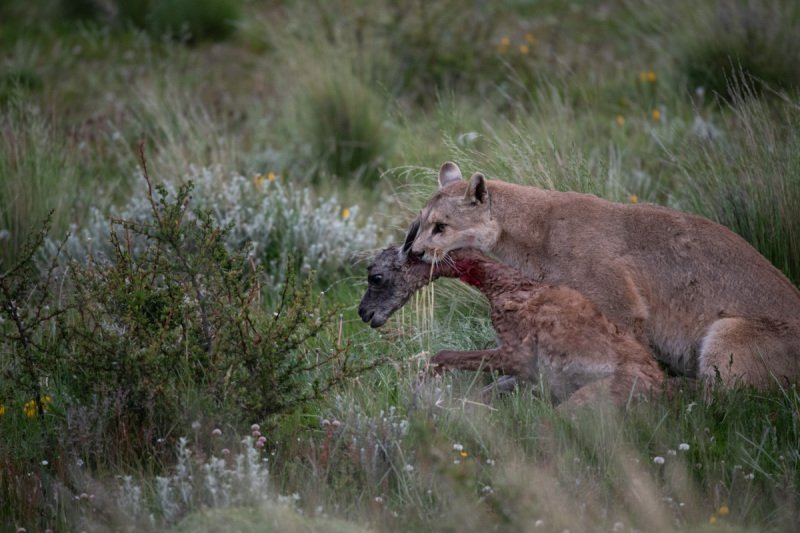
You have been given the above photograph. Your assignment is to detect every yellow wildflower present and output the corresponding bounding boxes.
[267,171,276,182]
[718,505,729,516]
[341,207,351,220]
[498,36,510,53]
[525,32,537,44]
[519,44,529,55]
[646,70,657,82]
[615,115,625,126]
[651,109,661,121]
[23,395,52,417]
[629,193,639,204]
[0,404,5,416]
[709,514,717,525]
[460,450,468,458]
[253,173,266,189]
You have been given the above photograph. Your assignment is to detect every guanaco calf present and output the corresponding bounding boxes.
[359,224,665,407]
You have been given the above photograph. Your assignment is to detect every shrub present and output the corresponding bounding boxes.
[115,0,150,28]
[58,0,106,20]
[148,0,242,43]
[0,162,383,527]
[63,171,376,438]
[46,165,379,291]
[679,0,800,101]
[0,67,42,104]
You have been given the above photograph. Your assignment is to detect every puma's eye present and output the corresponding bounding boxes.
[368,274,383,285]
[432,223,447,235]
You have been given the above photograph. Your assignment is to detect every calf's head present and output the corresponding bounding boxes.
[358,219,434,328]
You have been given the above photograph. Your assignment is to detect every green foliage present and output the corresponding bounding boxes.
[675,91,800,284]
[3,1,800,530]
[294,0,506,105]
[148,0,242,43]
[0,215,64,423]
[0,167,380,527]
[380,0,503,104]
[679,0,800,101]
[56,0,241,42]
[58,0,106,20]
[0,103,80,265]
[293,65,391,187]
[62,171,373,448]
[49,166,378,295]
[0,67,42,104]
[267,368,800,531]
[116,0,151,28]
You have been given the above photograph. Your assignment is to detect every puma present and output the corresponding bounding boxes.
[410,161,800,389]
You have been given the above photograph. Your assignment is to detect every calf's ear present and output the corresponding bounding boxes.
[465,172,488,205]
[402,218,421,254]
[438,161,463,189]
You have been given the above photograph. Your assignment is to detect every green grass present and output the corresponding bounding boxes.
[1,0,799,531]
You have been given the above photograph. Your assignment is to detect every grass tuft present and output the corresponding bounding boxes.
[678,0,800,101]
[147,0,242,43]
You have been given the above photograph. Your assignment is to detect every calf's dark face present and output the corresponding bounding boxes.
[358,248,416,328]
[358,218,423,328]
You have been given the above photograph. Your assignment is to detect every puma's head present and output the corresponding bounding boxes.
[411,161,501,262]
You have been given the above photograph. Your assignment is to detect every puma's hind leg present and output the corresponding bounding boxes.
[699,317,800,391]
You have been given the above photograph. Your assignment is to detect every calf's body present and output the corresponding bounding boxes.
[359,246,664,407]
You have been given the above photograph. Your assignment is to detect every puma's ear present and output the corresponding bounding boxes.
[465,172,488,204]
[438,161,463,189]
[402,218,420,255]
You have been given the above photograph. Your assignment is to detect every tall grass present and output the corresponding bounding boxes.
[124,81,244,177]
[0,103,81,264]
[277,44,392,188]
[672,88,800,284]
[678,0,800,101]
[262,361,800,531]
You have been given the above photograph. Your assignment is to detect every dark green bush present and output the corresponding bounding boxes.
[1,160,380,472]
[116,0,151,28]
[0,67,42,105]
[58,0,106,19]
[680,1,800,101]
[148,0,242,42]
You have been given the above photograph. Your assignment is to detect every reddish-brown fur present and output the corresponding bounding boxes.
[359,244,665,407]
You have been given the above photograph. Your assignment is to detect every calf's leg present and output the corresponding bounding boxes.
[431,345,529,377]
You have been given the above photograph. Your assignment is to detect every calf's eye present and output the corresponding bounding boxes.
[368,274,383,285]
[433,223,447,235]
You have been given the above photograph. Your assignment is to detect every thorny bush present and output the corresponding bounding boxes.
[1,156,382,472]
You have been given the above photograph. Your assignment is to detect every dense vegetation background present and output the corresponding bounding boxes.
[1,0,799,531]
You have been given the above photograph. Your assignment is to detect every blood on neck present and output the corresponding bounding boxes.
[453,259,483,288]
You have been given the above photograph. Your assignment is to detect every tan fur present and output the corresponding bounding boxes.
[359,245,664,407]
[411,162,800,389]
